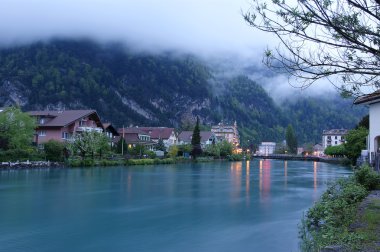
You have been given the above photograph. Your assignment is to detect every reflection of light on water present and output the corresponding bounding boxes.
[313,161,318,192]
[259,159,271,203]
[230,162,242,201]
[259,160,263,195]
[284,161,288,189]
[246,161,250,206]
[127,172,132,198]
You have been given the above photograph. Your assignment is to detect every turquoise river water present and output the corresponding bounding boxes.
[0,160,351,252]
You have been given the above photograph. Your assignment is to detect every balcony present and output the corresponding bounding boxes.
[76,127,103,133]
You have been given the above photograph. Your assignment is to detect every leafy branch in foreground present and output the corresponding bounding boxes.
[244,0,380,95]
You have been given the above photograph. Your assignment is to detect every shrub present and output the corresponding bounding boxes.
[354,165,380,190]
[44,140,65,162]
[300,178,368,251]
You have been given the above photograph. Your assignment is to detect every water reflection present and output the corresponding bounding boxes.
[284,161,288,189]
[314,161,318,192]
[259,159,271,203]
[246,161,250,206]
[230,162,242,201]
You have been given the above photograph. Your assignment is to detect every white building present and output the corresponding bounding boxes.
[211,121,240,146]
[322,129,349,149]
[354,91,380,163]
[258,142,276,155]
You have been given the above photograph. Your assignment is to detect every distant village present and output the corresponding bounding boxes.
[26,109,241,157]
[21,108,365,160]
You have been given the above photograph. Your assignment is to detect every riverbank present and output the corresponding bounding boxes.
[300,166,380,251]
[0,161,64,169]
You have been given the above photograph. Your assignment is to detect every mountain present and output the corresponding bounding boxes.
[0,39,367,145]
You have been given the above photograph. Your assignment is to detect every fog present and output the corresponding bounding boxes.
[0,0,338,98]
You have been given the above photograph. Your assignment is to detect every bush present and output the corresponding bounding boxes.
[44,140,66,162]
[354,165,380,190]
[0,148,44,162]
[300,178,369,251]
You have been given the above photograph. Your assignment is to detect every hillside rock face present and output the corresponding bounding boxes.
[0,39,366,144]
[0,80,29,107]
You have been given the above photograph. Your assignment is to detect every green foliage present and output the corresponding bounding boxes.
[0,149,43,162]
[44,140,66,162]
[285,124,298,154]
[128,144,146,157]
[68,131,110,159]
[0,107,35,150]
[168,145,179,158]
[354,165,380,191]
[219,141,233,157]
[115,138,127,154]
[300,178,369,251]
[0,40,366,146]
[356,115,369,130]
[324,145,346,157]
[228,154,245,161]
[344,127,368,164]
[156,138,166,151]
[191,117,202,158]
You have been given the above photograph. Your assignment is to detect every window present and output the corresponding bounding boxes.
[39,118,45,124]
[79,119,85,126]
[38,130,46,137]
[335,141,338,144]
[62,132,69,139]
[38,144,44,150]
[335,136,337,139]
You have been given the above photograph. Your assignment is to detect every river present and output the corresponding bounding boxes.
[0,160,351,252]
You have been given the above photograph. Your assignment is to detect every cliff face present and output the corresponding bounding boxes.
[0,39,366,144]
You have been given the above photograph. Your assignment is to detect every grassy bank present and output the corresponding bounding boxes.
[299,166,380,251]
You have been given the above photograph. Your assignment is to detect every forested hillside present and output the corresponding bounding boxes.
[0,39,367,145]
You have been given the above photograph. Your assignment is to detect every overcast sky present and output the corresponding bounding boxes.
[0,0,337,96]
[0,0,275,57]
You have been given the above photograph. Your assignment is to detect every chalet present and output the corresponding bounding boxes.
[178,131,217,149]
[117,128,155,151]
[28,110,103,148]
[322,129,348,149]
[354,90,380,165]
[211,121,240,147]
[138,127,177,149]
[103,123,119,147]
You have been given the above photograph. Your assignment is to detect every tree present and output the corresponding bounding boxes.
[324,145,346,157]
[115,138,127,154]
[219,140,233,157]
[68,131,109,159]
[44,140,66,162]
[244,0,380,95]
[344,127,368,164]
[191,116,202,159]
[0,107,35,150]
[286,125,298,154]
[168,145,179,158]
[356,115,369,129]
[156,138,166,151]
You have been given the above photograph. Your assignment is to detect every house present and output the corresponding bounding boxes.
[258,142,276,155]
[322,129,349,149]
[313,144,324,156]
[117,128,155,151]
[211,121,240,147]
[28,110,103,148]
[103,123,119,147]
[138,127,177,149]
[178,131,217,149]
[354,90,380,164]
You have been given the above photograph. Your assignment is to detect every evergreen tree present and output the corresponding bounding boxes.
[285,124,298,154]
[191,117,202,159]
[156,138,166,151]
